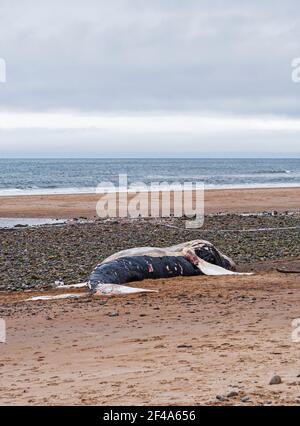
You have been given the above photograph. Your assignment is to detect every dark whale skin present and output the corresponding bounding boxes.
[194,245,233,270]
[88,255,201,292]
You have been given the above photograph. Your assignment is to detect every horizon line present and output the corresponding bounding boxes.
[1,156,300,160]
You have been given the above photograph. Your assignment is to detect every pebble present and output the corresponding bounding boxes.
[240,396,251,402]
[227,391,239,398]
[108,312,119,317]
[216,395,227,401]
[177,344,193,348]
[269,375,282,385]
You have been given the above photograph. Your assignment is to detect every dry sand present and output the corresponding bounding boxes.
[0,187,299,218]
[1,270,300,406]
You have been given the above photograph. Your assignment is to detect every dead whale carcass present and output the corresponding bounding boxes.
[27,240,251,301]
[88,240,250,295]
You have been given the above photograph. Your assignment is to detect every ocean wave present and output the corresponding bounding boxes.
[1,182,300,196]
[252,170,292,174]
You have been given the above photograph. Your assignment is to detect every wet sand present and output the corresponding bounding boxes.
[0,187,300,218]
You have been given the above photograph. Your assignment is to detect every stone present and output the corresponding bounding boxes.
[108,312,119,317]
[216,395,226,401]
[269,375,282,385]
[227,391,239,398]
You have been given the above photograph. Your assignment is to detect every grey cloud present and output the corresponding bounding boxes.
[0,0,300,115]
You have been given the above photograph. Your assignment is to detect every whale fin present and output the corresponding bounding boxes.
[196,258,253,276]
[182,248,253,276]
[26,292,89,301]
[93,283,158,295]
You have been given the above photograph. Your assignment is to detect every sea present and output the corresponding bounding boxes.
[0,158,300,196]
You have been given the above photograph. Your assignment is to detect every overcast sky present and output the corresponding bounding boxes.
[0,0,299,157]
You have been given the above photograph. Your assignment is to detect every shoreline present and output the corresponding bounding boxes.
[0,186,299,218]
[1,182,300,197]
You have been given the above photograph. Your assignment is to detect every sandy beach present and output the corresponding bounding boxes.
[0,187,299,218]
[1,187,300,405]
[1,271,300,405]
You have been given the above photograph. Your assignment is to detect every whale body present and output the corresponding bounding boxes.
[87,240,244,294]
